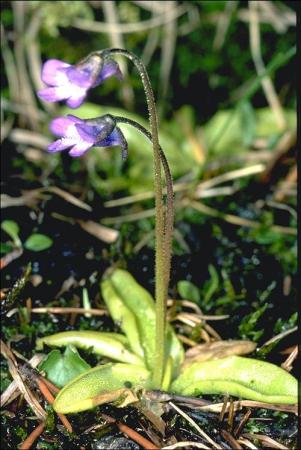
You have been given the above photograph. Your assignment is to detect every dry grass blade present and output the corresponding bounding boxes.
[169,402,222,449]
[73,3,189,34]
[77,219,119,243]
[177,335,198,347]
[195,164,265,194]
[159,1,178,102]
[31,307,107,316]
[104,164,265,209]
[9,128,50,148]
[189,200,297,235]
[213,0,237,50]
[0,190,47,209]
[162,442,211,449]
[259,326,297,348]
[1,354,44,408]
[102,0,134,109]
[242,433,289,449]
[237,437,258,449]
[281,345,298,372]
[249,1,286,130]
[274,165,297,202]
[43,186,92,211]
[178,312,229,322]
[196,400,297,415]
[102,208,156,225]
[0,340,46,420]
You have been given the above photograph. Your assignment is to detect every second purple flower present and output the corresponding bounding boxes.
[48,114,128,158]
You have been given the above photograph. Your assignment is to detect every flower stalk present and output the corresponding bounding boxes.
[99,49,173,388]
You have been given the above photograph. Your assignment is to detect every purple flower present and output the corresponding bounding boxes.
[48,114,128,158]
[37,54,122,108]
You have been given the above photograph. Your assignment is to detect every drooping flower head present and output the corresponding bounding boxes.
[37,53,122,108]
[48,114,128,159]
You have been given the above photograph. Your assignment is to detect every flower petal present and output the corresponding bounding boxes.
[68,142,93,157]
[66,91,87,108]
[50,116,80,137]
[75,123,100,144]
[37,86,70,103]
[47,138,75,153]
[66,66,92,88]
[41,59,70,85]
[96,60,123,85]
[97,128,124,147]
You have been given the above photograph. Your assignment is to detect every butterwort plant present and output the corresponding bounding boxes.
[36,49,297,414]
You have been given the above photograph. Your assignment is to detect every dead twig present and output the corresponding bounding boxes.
[38,376,60,395]
[19,421,46,450]
[234,409,252,437]
[221,429,243,449]
[36,378,73,433]
[100,413,159,449]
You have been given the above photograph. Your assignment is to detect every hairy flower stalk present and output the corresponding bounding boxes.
[98,49,173,387]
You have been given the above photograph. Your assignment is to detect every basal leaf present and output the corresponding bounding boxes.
[108,269,184,376]
[39,345,91,388]
[53,363,151,414]
[171,356,297,404]
[36,330,144,366]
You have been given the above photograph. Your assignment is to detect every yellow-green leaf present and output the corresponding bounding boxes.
[171,356,297,404]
